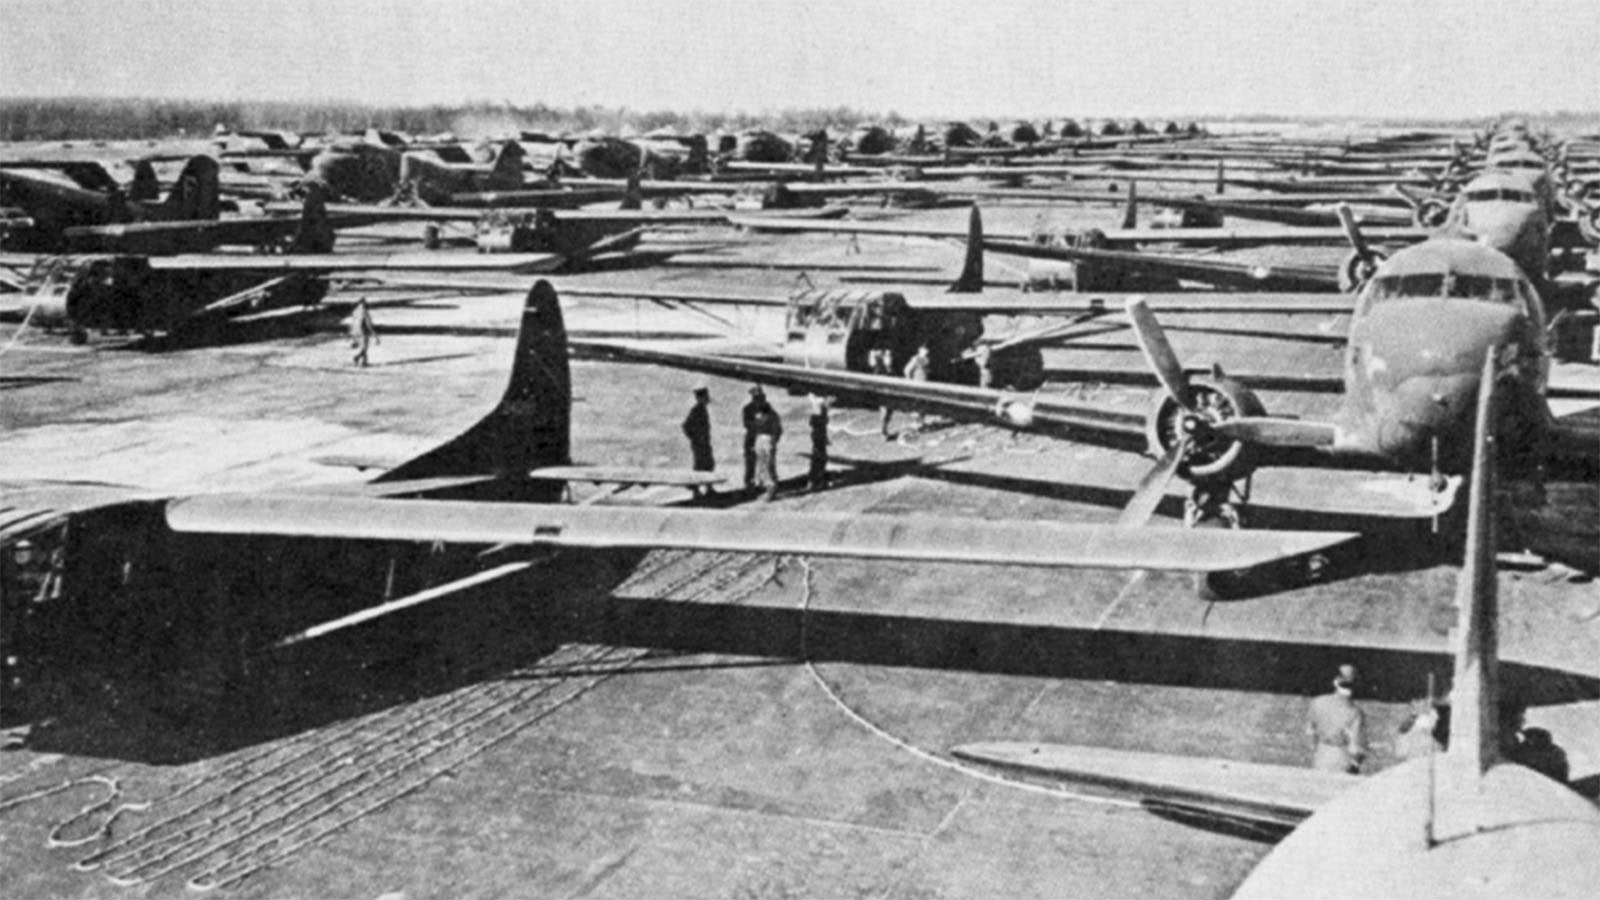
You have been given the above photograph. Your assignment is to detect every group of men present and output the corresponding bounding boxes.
[1305,663,1570,784]
[681,383,831,501]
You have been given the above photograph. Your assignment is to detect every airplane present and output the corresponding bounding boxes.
[952,356,1600,898]
[0,189,562,343]
[1,281,1356,694]
[1,156,221,252]
[580,233,1596,533]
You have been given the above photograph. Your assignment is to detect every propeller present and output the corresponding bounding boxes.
[1116,436,1190,528]
[1119,297,1199,527]
[1126,296,1196,411]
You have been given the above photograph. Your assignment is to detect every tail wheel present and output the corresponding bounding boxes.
[1146,379,1264,481]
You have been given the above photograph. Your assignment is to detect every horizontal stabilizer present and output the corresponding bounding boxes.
[952,742,1355,826]
[165,494,1356,573]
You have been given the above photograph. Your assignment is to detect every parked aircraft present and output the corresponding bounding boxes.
[583,235,1594,530]
[1,156,220,252]
[955,357,1600,898]
[0,190,560,343]
[1,282,1355,692]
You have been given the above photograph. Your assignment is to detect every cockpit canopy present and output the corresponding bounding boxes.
[1357,238,1537,313]
[1461,186,1536,204]
[1362,272,1534,306]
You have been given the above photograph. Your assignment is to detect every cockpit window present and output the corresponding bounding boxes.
[1364,274,1525,306]
[1463,188,1535,204]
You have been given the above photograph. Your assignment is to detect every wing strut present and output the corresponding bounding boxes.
[273,560,534,648]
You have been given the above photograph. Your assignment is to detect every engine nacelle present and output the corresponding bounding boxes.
[1337,248,1388,294]
[1145,376,1266,482]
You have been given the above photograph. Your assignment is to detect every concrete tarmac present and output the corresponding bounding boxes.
[2,200,1596,899]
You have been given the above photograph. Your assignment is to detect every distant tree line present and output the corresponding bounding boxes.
[3,97,1592,142]
[0,97,914,141]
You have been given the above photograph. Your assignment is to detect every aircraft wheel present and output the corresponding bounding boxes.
[423,223,441,250]
[1579,207,1600,246]
[993,347,1045,391]
[69,328,88,345]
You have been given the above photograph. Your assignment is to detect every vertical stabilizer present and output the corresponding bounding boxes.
[163,155,221,220]
[1444,348,1502,779]
[620,171,643,211]
[949,206,984,293]
[1121,179,1139,230]
[290,180,335,254]
[376,281,572,485]
[127,160,160,202]
[490,140,526,186]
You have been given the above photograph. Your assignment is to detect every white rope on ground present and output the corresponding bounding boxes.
[793,558,1138,810]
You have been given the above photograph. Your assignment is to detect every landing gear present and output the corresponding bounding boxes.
[1183,477,1248,529]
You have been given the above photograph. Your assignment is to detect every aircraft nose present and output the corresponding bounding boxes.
[1373,372,1480,460]
[1358,299,1520,464]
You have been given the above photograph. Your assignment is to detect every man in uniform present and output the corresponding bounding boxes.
[681,386,715,497]
[1306,663,1366,774]
[749,394,782,501]
[902,345,931,433]
[349,298,378,368]
[741,386,769,488]
[869,347,895,439]
[807,395,830,492]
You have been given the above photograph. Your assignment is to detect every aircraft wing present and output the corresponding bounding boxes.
[952,742,1355,829]
[576,339,1151,450]
[144,252,563,273]
[729,216,1427,248]
[981,239,1344,292]
[165,493,1354,574]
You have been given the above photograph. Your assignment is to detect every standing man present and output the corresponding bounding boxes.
[748,392,783,501]
[870,347,895,439]
[681,386,715,497]
[807,395,830,492]
[741,385,767,488]
[1306,664,1366,774]
[349,298,378,368]
[972,343,995,390]
[902,344,931,433]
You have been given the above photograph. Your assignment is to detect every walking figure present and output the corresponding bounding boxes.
[682,386,715,497]
[349,298,378,367]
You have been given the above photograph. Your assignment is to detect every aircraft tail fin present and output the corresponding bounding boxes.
[376,280,571,491]
[490,140,526,186]
[128,160,160,202]
[1443,347,1502,779]
[290,180,335,254]
[1121,179,1139,230]
[949,205,984,293]
[162,155,221,220]
[620,170,643,211]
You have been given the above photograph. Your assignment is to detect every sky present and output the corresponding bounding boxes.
[3,0,1596,120]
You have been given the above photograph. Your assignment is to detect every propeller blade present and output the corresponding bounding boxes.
[1125,296,1195,410]
[1335,202,1373,264]
[1117,438,1188,528]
